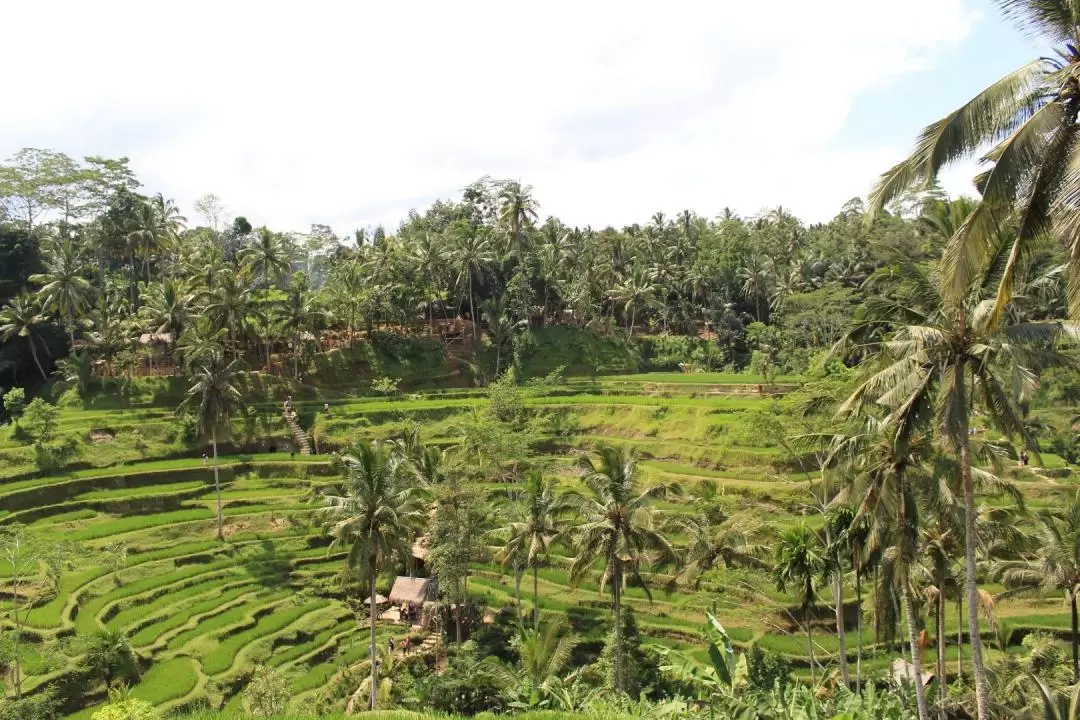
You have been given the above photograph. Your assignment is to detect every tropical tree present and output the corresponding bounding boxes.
[495,469,571,630]
[677,511,767,588]
[774,522,830,686]
[178,357,245,540]
[448,226,497,338]
[999,492,1080,682]
[240,227,292,292]
[275,272,327,378]
[498,181,539,263]
[566,446,676,693]
[484,618,579,707]
[83,629,138,689]
[321,441,427,710]
[866,0,1080,320]
[838,243,1079,719]
[30,234,93,346]
[611,264,659,337]
[0,293,52,381]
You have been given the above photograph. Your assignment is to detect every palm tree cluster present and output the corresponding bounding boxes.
[3,166,1019,390]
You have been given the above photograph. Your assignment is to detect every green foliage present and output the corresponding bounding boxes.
[487,371,526,426]
[243,665,291,717]
[91,690,157,720]
[2,385,26,424]
[0,689,60,720]
[21,396,58,445]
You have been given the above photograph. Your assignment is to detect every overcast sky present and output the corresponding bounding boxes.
[0,0,1043,236]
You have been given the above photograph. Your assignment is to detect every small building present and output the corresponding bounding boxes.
[389,577,432,610]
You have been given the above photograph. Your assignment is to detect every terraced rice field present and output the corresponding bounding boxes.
[2,372,1076,716]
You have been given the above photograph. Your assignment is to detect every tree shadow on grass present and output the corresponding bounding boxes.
[241,539,295,587]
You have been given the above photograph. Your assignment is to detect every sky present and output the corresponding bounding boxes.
[0,0,1046,236]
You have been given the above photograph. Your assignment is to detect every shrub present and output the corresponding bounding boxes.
[91,689,157,720]
[0,688,60,720]
[2,386,26,424]
[22,397,60,446]
[243,665,291,717]
[487,371,526,426]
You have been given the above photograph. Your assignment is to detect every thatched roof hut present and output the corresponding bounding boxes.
[388,577,432,607]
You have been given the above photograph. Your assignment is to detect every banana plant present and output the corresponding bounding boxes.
[658,612,748,700]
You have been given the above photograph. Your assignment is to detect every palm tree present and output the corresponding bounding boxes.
[566,446,676,693]
[240,227,292,292]
[30,234,93,347]
[838,245,1079,720]
[866,1,1080,320]
[321,441,427,710]
[736,255,771,322]
[611,264,659,338]
[677,511,767,588]
[484,618,578,706]
[449,227,497,339]
[178,357,244,541]
[999,492,1080,682]
[0,293,51,382]
[140,278,192,364]
[84,629,138,689]
[498,182,539,263]
[480,295,517,377]
[275,273,328,379]
[496,470,571,630]
[774,522,830,686]
[205,271,256,359]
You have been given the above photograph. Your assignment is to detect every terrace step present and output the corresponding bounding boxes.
[283,412,311,455]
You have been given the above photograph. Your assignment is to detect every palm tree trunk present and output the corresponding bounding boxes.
[957,594,963,677]
[27,336,48,382]
[628,305,636,338]
[937,567,947,714]
[1071,591,1078,682]
[903,581,931,720]
[294,329,301,379]
[835,567,849,687]
[213,433,223,541]
[613,558,624,694]
[960,425,989,720]
[469,274,477,340]
[369,566,378,710]
[533,561,540,630]
[805,602,815,686]
[855,548,863,694]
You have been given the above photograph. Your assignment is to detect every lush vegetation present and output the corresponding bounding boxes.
[6,3,1080,720]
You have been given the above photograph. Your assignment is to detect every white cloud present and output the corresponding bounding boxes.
[0,0,976,234]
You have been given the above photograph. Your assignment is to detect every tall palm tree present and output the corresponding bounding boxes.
[205,271,256,358]
[449,228,497,339]
[240,227,292,292]
[498,182,539,263]
[566,446,676,693]
[611,264,659,338]
[736,254,771,322]
[838,246,1078,720]
[999,492,1080,682]
[140,278,192,359]
[275,274,328,379]
[178,357,244,541]
[30,234,93,347]
[0,293,52,382]
[480,295,517,377]
[495,470,571,630]
[321,441,427,710]
[774,522,830,686]
[866,1,1080,320]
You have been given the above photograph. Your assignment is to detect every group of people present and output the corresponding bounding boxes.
[387,636,413,655]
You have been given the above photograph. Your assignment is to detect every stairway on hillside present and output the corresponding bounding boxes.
[283,412,311,455]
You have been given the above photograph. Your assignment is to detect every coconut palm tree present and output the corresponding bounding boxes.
[999,492,1080,682]
[774,523,830,687]
[866,1,1080,321]
[838,245,1079,720]
[566,446,676,693]
[495,470,571,630]
[448,227,497,338]
[178,356,244,541]
[275,273,328,379]
[240,227,292,292]
[0,293,52,382]
[205,270,257,359]
[677,511,767,588]
[321,441,427,710]
[498,182,539,263]
[483,618,579,706]
[611,264,659,338]
[30,234,93,347]
[140,278,193,365]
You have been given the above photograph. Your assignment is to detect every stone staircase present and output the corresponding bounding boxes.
[283,411,311,455]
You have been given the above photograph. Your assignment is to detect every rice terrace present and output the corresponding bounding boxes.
[7,2,1080,720]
